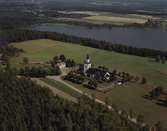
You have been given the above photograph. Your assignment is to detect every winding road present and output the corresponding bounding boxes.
[46,75,146,126]
[33,74,146,127]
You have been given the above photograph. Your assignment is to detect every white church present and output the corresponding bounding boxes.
[83,55,111,81]
[83,54,92,74]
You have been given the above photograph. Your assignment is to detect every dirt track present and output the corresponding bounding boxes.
[32,78,77,103]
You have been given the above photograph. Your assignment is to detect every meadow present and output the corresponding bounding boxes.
[11,39,167,126]
[12,39,167,87]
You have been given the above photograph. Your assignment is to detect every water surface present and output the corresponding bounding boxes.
[31,23,167,51]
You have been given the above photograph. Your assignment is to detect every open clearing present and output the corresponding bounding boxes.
[11,39,167,126]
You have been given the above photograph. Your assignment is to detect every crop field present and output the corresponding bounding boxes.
[11,39,167,126]
[52,12,159,26]
[83,15,148,25]
[82,12,160,25]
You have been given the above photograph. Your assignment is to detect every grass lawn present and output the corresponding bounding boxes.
[11,39,167,126]
[11,39,167,87]
[64,80,167,126]
[41,78,81,98]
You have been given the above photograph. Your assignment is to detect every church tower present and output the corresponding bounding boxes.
[84,54,91,74]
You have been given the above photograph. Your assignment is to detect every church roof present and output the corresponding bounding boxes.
[84,59,91,64]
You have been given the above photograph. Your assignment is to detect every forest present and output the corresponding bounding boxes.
[0,69,152,131]
[0,45,23,57]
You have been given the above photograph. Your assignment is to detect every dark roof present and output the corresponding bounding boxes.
[87,68,111,76]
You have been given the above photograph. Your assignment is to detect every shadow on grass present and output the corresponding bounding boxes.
[143,95,167,107]
[142,95,153,100]
[156,100,167,107]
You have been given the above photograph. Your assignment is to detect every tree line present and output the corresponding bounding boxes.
[0,45,23,57]
[1,29,166,62]
[17,54,76,78]
[0,3,41,30]
[51,54,76,68]
[0,45,23,65]
[18,66,61,78]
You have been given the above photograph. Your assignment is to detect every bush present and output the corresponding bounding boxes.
[19,66,61,77]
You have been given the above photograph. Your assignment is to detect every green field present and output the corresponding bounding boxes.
[39,77,167,126]
[64,80,167,126]
[41,78,81,98]
[12,39,167,87]
[11,39,167,126]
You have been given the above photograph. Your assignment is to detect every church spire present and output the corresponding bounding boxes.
[86,54,90,60]
[85,54,91,64]
[84,54,92,74]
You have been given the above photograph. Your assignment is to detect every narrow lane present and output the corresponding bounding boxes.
[47,75,146,126]
[32,78,78,103]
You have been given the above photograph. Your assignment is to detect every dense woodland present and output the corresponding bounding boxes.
[0,69,152,131]
[0,45,23,57]
[0,11,37,30]
[0,45,23,65]
[18,66,61,77]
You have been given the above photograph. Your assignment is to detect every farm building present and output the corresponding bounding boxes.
[57,62,66,69]
[86,68,113,82]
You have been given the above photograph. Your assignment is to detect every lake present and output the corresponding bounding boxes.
[31,23,167,51]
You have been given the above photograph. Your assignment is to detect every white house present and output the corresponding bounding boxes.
[57,62,66,69]
[104,72,111,81]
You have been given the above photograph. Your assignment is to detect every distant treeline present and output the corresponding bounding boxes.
[1,29,167,61]
[0,10,38,30]
[0,3,44,30]
[53,18,161,28]
[43,11,90,18]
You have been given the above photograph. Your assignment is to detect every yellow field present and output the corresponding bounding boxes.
[52,12,160,26]
[83,15,148,25]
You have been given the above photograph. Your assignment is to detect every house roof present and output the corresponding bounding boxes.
[87,68,111,76]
